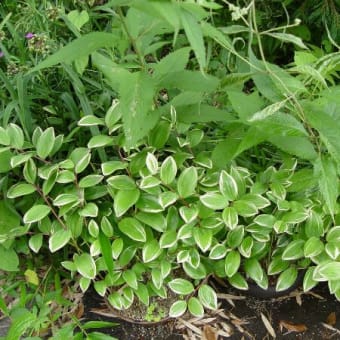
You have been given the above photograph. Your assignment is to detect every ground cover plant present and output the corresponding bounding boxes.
[1,0,340,338]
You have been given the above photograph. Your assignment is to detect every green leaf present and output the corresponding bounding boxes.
[148,121,171,149]
[74,253,96,279]
[268,257,289,275]
[146,153,158,175]
[180,9,206,70]
[188,297,204,317]
[29,32,116,73]
[179,206,198,224]
[304,237,324,258]
[0,127,10,146]
[79,174,103,188]
[222,207,238,230]
[70,148,91,174]
[36,127,55,159]
[160,156,177,185]
[67,9,89,30]
[151,268,163,290]
[142,239,161,263]
[193,228,212,252]
[169,300,187,318]
[53,194,79,207]
[244,258,264,283]
[228,273,248,290]
[219,170,238,200]
[227,225,244,248]
[316,262,340,281]
[303,267,318,292]
[159,230,177,248]
[101,161,127,176]
[113,188,140,217]
[10,153,33,168]
[82,321,118,331]
[266,32,308,49]
[239,236,253,258]
[98,231,114,273]
[29,233,43,253]
[49,229,72,253]
[168,278,194,295]
[78,115,104,126]
[23,205,51,224]
[225,250,241,278]
[136,212,166,232]
[0,245,19,271]
[282,240,305,260]
[7,183,36,198]
[107,175,136,190]
[233,200,258,217]
[87,135,113,148]
[112,238,124,259]
[276,267,298,292]
[79,203,98,217]
[120,71,157,148]
[314,156,338,216]
[198,285,217,310]
[209,244,228,260]
[7,124,24,149]
[200,192,229,210]
[122,270,138,289]
[177,167,198,198]
[118,217,146,242]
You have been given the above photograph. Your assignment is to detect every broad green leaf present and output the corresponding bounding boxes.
[146,153,158,175]
[36,127,55,159]
[228,273,248,290]
[79,203,98,217]
[303,267,318,292]
[325,242,340,260]
[239,236,253,258]
[0,127,10,145]
[142,239,161,263]
[7,183,36,198]
[169,300,187,318]
[225,250,241,278]
[100,217,113,238]
[87,135,113,148]
[180,9,205,70]
[74,253,96,279]
[53,194,79,207]
[148,120,171,148]
[282,240,305,260]
[79,174,103,188]
[244,258,264,282]
[122,270,138,289]
[67,9,89,30]
[209,244,228,260]
[10,153,33,168]
[88,220,99,238]
[219,171,238,200]
[316,262,340,281]
[168,278,194,295]
[29,233,43,253]
[183,261,207,280]
[159,191,178,209]
[136,211,166,232]
[78,115,104,126]
[7,124,24,149]
[151,268,163,290]
[118,217,146,242]
[49,229,72,252]
[227,225,244,248]
[23,205,51,224]
[0,245,19,271]
[120,72,157,148]
[135,283,149,306]
[23,158,36,183]
[113,188,140,217]
[193,228,212,252]
[222,207,238,229]
[101,161,127,176]
[276,267,298,292]
[177,167,197,198]
[179,206,198,224]
[98,232,114,273]
[314,156,338,216]
[29,32,116,73]
[304,237,324,258]
[268,257,289,275]
[70,148,91,174]
[159,230,177,248]
[200,192,228,210]
[107,175,136,190]
[198,285,218,310]
[188,297,204,317]
[233,200,258,217]
[160,156,177,185]
[112,238,124,259]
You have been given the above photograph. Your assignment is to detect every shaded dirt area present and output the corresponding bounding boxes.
[82,283,340,339]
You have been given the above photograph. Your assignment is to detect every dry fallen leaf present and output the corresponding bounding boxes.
[202,325,218,340]
[326,312,336,326]
[261,313,276,338]
[279,320,307,333]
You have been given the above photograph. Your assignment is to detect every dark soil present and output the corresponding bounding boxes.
[82,283,340,339]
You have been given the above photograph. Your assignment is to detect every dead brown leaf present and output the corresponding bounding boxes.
[279,320,307,333]
[75,301,84,319]
[202,325,218,340]
[261,313,276,338]
[327,312,337,326]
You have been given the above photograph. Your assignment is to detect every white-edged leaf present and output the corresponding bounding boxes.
[49,229,72,253]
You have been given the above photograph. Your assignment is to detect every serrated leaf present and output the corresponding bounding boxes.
[177,167,197,198]
[49,229,72,252]
[23,205,51,224]
[114,188,140,217]
[118,218,146,242]
[168,278,194,295]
